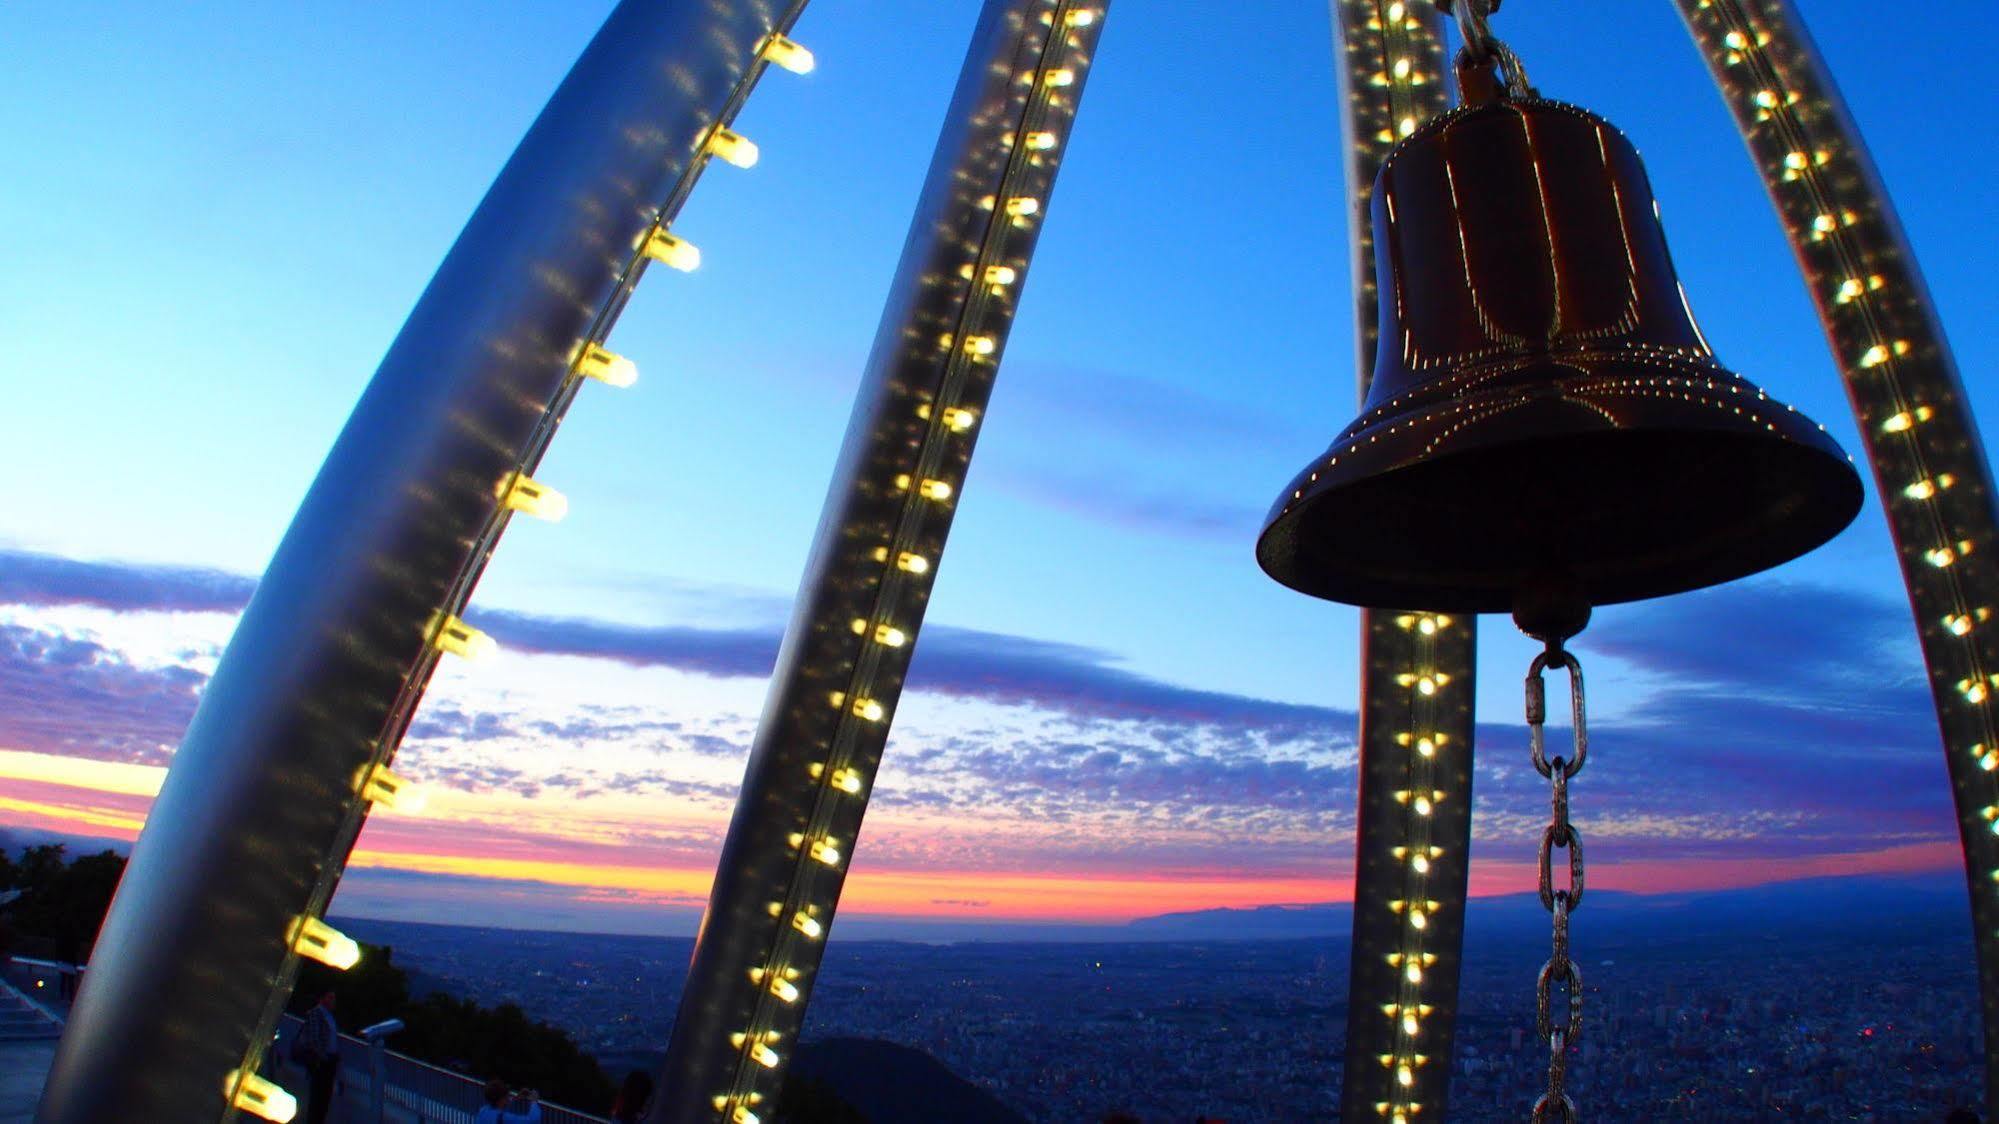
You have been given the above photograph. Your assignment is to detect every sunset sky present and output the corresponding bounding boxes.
[1,0,1995,936]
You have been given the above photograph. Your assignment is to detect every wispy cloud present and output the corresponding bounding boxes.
[0,549,255,614]
[0,546,1966,921]
[0,621,201,765]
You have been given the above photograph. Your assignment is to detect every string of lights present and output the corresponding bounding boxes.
[227,19,817,1120]
[35,5,813,1121]
[1677,0,1999,1110]
[1331,4,1473,1121]
[651,4,1105,1121]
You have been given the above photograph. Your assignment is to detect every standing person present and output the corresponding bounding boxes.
[292,991,341,1124]
[609,1070,653,1123]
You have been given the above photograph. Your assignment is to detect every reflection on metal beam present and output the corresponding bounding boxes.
[648,4,1107,1122]
[36,2,807,1120]
[1677,0,1999,1112]
[1331,3,1475,1121]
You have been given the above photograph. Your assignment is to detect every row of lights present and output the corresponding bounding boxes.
[1375,612,1454,1123]
[1707,0,1999,957]
[225,26,816,1124]
[714,7,1096,1123]
[1339,5,1453,1120]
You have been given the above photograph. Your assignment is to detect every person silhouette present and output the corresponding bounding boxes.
[293,991,340,1124]
[610,1070,654,1123]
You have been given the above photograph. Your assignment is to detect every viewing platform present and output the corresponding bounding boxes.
[0,960,607,1124]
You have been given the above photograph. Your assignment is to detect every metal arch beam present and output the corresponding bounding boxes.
[648,3,1107,1121]
[36,2,808,1119]
[1676,0,1999,1112]
[1329,4,1476,1122]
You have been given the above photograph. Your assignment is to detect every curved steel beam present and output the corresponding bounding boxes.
[1676,0,1999,1113]
[37,2,807,1119]
[648,4,1106,1122]
[1328,4,1475,1122]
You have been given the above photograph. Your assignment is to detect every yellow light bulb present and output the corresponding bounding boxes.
[942,406,979,432]
[751,1044,780,1068]
[918,479,953,500]
[706,126,759,169]
[1411,855,1430,874]
[770,976,800,1003]
[1413,796,1433,816]
[1005,197,1040,217]
[1402,1013,1420,1036]
[576,343,637,387]
[983,266,1016,288]
[874,624,907,647]
[761,34,815,75]
[793,912,823,938]
[830,768,865,795]
[1415,738,1435,758]
[642,229,702,272]
[1406,962,1422,983]
[431,614,496,661]
[963,335,997,357]
[358,764,425,813]
[852,698,885,722]
[734,1109,762,1124]
[289,916,360,971]
[897,552,930,574]
[1025,131,1058,150]
[499,472,569,522]
[1065,9,1097,26]
[1396,1064,1413,1087]
[228,1070,298,1123]
[809,839,842,866]
[1044,69,1076,87]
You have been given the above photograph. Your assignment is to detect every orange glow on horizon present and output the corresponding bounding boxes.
[0,748,1968,925]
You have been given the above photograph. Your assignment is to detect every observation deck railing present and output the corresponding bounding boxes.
[275,1014,609,1124]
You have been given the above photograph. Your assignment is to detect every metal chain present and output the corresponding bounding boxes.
[1527,642,1586,1123]
[1442,0,1534,99]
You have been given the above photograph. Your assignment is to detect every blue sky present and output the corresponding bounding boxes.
[0,1,1994,930]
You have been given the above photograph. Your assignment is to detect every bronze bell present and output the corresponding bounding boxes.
[1257,95,1862,612]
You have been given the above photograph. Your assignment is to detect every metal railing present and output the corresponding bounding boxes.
[276,1015,609,1124]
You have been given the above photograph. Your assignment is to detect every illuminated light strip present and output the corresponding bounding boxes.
[199,5,822,1111]
[1332,3,1464,1120]
[1676,0,1999,1111]
[683,6,1111,1121]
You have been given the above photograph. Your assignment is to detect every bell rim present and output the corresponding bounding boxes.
[1256,364,1864,611]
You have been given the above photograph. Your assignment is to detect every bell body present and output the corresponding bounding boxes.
[1258,97,1861,611]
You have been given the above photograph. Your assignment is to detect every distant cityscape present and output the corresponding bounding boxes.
[340,881,1985,1122]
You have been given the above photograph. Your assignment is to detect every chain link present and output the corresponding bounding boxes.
[1527,642,1586,1123]
[1444,0,1535,99]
